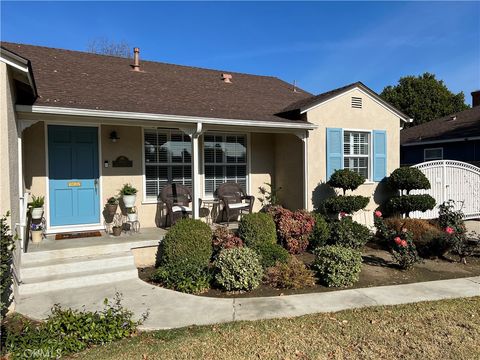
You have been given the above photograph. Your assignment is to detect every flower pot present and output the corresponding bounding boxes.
[112,226,123,236]
[31,207,44,220]
[122,194,136,208]
[127,213,138,222]
[31,230,43,243]
[106,203,118,216]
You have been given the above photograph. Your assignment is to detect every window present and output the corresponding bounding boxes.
[144,129,192,201]
[343,131,370,179]
[424,148,443,161]
[204,133,247,197]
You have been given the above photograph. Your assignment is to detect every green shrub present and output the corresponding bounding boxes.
[1,212,15,316]
[323,195,370,215]
[309,213,330,250]
[329,217,372,249]
[119,183,138,195]
[328,169,365,195]
[214,247,263,291]
[387,194,436,217]
[212,226,243,258]
[6,293,147,359]
[313,245,362,287]
[238,213,277,247]
[264,257,316,289]
[151,263,211,294]
[388,167,430,194]
[253,242,290,268]
[28,195,44,208]
[160,218,212,269]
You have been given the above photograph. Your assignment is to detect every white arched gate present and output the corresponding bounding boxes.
[410,160,480,220]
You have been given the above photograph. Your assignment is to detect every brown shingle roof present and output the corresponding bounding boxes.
[1,42,313,124]
[401,106,480,145]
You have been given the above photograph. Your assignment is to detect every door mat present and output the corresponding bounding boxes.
[55,231,102,240]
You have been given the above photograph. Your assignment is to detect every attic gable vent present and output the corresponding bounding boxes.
[351,97,362,109]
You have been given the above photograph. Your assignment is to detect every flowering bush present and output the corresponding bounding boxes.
[438,200,469,262]
[212,226,243,257]
[374,213,420,270]
[267,206,315,254]
[30,223,44,231]
[264,257,316,289]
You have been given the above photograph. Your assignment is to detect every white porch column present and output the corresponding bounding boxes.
[180,123,203,219]
[295,131,309,210]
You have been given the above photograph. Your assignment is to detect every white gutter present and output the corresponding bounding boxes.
[16,105,318,130]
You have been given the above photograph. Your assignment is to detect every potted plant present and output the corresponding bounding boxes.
[119,183,138,208]
[29,195,44,220]
[30,223,44,243]
[105,196,119,216]
[112,214,123,236]
[127,207,138,222]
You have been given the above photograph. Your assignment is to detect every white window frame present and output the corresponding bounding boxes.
[342,129,372,181]
[424,147,443,161]
[202,132,249,199]
[142,128,192,203]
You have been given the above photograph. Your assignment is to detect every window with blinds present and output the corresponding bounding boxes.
[343,131,370,179]
[204,133,247,197]
[144,129,192,201]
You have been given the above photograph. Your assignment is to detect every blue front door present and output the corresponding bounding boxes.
[48,125,100,226]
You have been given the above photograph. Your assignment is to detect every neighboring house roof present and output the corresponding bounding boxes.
[279,81,411,121]
[401,106,480,145]
[1,42,313,124]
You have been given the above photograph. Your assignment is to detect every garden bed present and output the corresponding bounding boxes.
[138,244,480,298]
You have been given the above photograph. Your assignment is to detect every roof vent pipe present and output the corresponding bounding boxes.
[131,47,140,71]
[222,73,232,83]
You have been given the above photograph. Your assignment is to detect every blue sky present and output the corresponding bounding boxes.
[2,1,479,104]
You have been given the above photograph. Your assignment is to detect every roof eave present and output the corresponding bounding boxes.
[16,105,318,130]
[0,46,38,99]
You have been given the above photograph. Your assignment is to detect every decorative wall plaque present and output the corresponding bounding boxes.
[112,156,133,167]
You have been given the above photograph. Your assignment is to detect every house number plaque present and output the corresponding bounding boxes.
[68,181,81,187]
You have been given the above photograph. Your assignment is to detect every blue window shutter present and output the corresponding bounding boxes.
[373,130,387,181]
[326,128,343,180]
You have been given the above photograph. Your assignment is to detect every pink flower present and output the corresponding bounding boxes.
[400,240,408,247]
[339,212,347,218]
[374,210,382,218]
[394,237,402,245]
[445,226,454,235]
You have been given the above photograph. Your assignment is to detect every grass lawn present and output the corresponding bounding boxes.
[69,297,480,360]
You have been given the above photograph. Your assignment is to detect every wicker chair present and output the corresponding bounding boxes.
[215,183,255,225]
[159,184,192,227]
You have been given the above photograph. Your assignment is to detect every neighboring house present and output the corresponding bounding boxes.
[0,42,410,239]
[401,91,480,167]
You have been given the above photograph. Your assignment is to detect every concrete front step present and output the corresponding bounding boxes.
[20,252,135,281]
[22,239,160,264]
[18,265,139,296]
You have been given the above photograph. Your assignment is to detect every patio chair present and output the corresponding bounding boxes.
[159,184,192,227]
[215,182,255,225]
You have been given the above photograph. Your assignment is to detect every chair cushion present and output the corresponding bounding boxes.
[172,205,192,212]
[228,203,250,209]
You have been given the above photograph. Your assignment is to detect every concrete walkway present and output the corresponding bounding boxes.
[16,276,480,330]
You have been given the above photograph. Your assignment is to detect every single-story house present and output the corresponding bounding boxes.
[1,42,410,240]
[401,91,480,167]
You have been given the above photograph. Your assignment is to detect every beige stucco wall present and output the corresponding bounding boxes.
[249,132,275,211]
[274,133,303,210]
[306,88,401,226]
[23,121,47,197]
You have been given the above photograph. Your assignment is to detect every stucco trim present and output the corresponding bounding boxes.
[16,105,318,130]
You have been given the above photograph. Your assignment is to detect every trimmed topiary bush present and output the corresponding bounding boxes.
[238,212,277,248]
[323,195,370,215]
[253,242,290,269]
[313,245,362,287]
[214,247,263,291]
[264,257,316,289]
[328,169,366,195]
[309,213,330,250]
[387,167,431,194]
[160,218,212,269]
[387,194,436,217]
[329,216,372,249]
[151,262,211,294]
